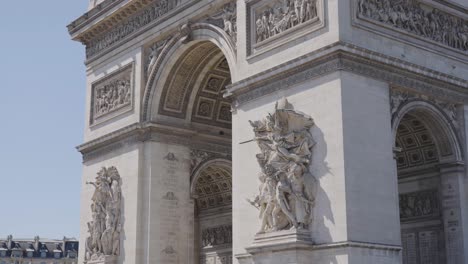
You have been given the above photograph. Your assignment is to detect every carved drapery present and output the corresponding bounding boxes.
[249,98,318,233]
[90,64,133,125]
[85,167,122,262]
[357,0,468,52]
[254,0,319,43]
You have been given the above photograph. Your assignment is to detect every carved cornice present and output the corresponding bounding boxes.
[69,0,197,60]
[78,122,231,162]
[67,0,126,35]
[226,42,468,106]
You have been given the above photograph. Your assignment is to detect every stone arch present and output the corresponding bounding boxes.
[392,100,463,165]
[142,23,237,123]
[190,159,232,202]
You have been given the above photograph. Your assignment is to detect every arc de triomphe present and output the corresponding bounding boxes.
[68,0,468,263]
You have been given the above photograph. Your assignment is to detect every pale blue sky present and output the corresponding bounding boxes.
[0,1,89,239]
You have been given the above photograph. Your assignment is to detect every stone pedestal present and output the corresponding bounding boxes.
[86,255,118,264]
[240,229,314,264]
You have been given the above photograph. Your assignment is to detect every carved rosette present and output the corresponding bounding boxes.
[85,167,122,263]
[356,0,468,52]
[249,98,318,233]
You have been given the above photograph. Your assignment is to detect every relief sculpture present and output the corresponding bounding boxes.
[248,98,318,233]
[85,167,122,262]
[255,0,318,43]
[91,64,133,125]
[357,0,468,51]
[399,189,439,220]
[201,225,232,248]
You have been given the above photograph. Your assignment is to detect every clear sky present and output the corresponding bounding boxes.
[0,1,89,239]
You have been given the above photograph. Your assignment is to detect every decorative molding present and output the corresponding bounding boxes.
[390,88,460,129]
[248,98,317,232]
[355,0,468,53]
[83,0,189,59]
[201,225,232,248]
[190,149,232,174]
[247,0,324,56]
[226,43,468,107]
[90,63,134,126]
[85,167,122,262]
[67,0,126,35]
[141,22,237,122]
[78,122,231,163]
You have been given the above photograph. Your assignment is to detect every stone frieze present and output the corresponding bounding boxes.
[90,63,133,125]
[254,0,319,43]
[86,0,186,58]
[357,0,468,52]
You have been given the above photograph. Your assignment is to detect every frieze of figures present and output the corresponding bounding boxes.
[248,98,318,233]
[399,189,439,220]
[85,167,122,262]
[91,64,133,125]
[357,0,468,51]
[86,0,185,58]
[255,0,318,43]
[201,225,232,248]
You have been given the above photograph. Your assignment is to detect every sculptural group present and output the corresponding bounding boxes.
[94,79,131,118]
[249,98,317,233]
[255,0,318,43]
[85,167,122,262]
[358,0,468,51]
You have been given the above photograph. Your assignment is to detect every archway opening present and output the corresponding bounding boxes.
[154,40,234,264]
[193,163,232,264]
[395,112,447,264]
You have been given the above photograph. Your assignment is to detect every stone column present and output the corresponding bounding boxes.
[143,141,194,264]
[439,163,466,264]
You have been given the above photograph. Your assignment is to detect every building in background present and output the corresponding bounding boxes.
[0,236,78,264]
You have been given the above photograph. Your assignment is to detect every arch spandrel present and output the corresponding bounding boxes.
[142,23,238,123]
